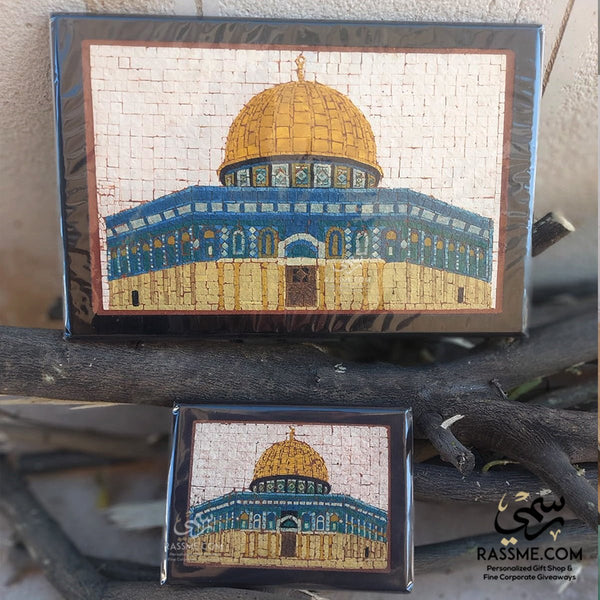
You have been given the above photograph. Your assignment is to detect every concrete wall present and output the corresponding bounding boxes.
[0,0,596,326]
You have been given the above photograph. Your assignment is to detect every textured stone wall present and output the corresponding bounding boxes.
[185,529,388,569]
[107,259,492,311]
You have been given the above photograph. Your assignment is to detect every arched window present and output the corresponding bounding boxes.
[447,241,457,271]
[266,512,276,530]
[109,248,119,278]
[253,513,262,530]
[399,225,409,261]
[408,229,420,263]
[477,249,487,280]
[330,513,339,532]
[468,247,477,277]
[355,230,369,257]
[152,238,164,269]
[258,228,278,258]
[423,235,433,266]
[385,230,397,258]
[316,515,325,531]
[458,243,467,274]
[204,230,216,259]
[302,513,312,531]
[326,228,344,258]
[180,230,192,262]
[435,238,445,269]
[129,243,140,274]
[232,229,245,257]
[141,242,151,272]
[239,512,249,529]
[119,246,129,276]
[165,234,177,266]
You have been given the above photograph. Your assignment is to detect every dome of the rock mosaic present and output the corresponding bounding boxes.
[217,55,382,188]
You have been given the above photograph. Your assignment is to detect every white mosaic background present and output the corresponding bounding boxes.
[89,45,507,303]
[189,422,389,512]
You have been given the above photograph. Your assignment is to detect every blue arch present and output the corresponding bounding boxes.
[285,240,317,258]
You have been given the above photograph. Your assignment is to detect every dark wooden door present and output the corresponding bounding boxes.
[280,532,297,557]
[285,265,317,308]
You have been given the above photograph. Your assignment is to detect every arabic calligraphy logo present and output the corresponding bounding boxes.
[494,492,565,544]
[173,511,213,537]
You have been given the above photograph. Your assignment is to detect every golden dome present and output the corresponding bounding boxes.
[252,428,329,483]
[217,60,382,180]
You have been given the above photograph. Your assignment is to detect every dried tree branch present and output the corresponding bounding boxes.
[0,305,597,526]
[532,211,575,256]
[0,307,594,408]
[414,462,597,504]
[527,381,597,410]
[417,411,475,475]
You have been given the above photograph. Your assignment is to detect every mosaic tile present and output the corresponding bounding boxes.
[164,405,412,589]
[252,165,268,187]
[237,168,250,187]
[334,165,350,188]
[353,169,366,188]
[314,163,332,187]
[292,163,310,187]
[271,163,289,187]
[53,16,540,335]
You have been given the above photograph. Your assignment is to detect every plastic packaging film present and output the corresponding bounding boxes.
[162,404,413,590]
[51,15,542,338]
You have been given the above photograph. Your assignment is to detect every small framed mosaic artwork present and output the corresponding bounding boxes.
[162,405,413,590]
[52,15,542,336]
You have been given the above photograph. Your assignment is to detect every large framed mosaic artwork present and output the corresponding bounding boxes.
[162,405,413,590]
[51,16,542,336]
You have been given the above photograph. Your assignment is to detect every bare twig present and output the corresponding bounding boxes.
[414,462,597,504]
[532,212,575,256]
[417,412,474,475]
[542,0,576,94]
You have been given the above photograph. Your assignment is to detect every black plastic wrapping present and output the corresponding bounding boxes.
[51,15,542,338]
[162,404,413,590]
